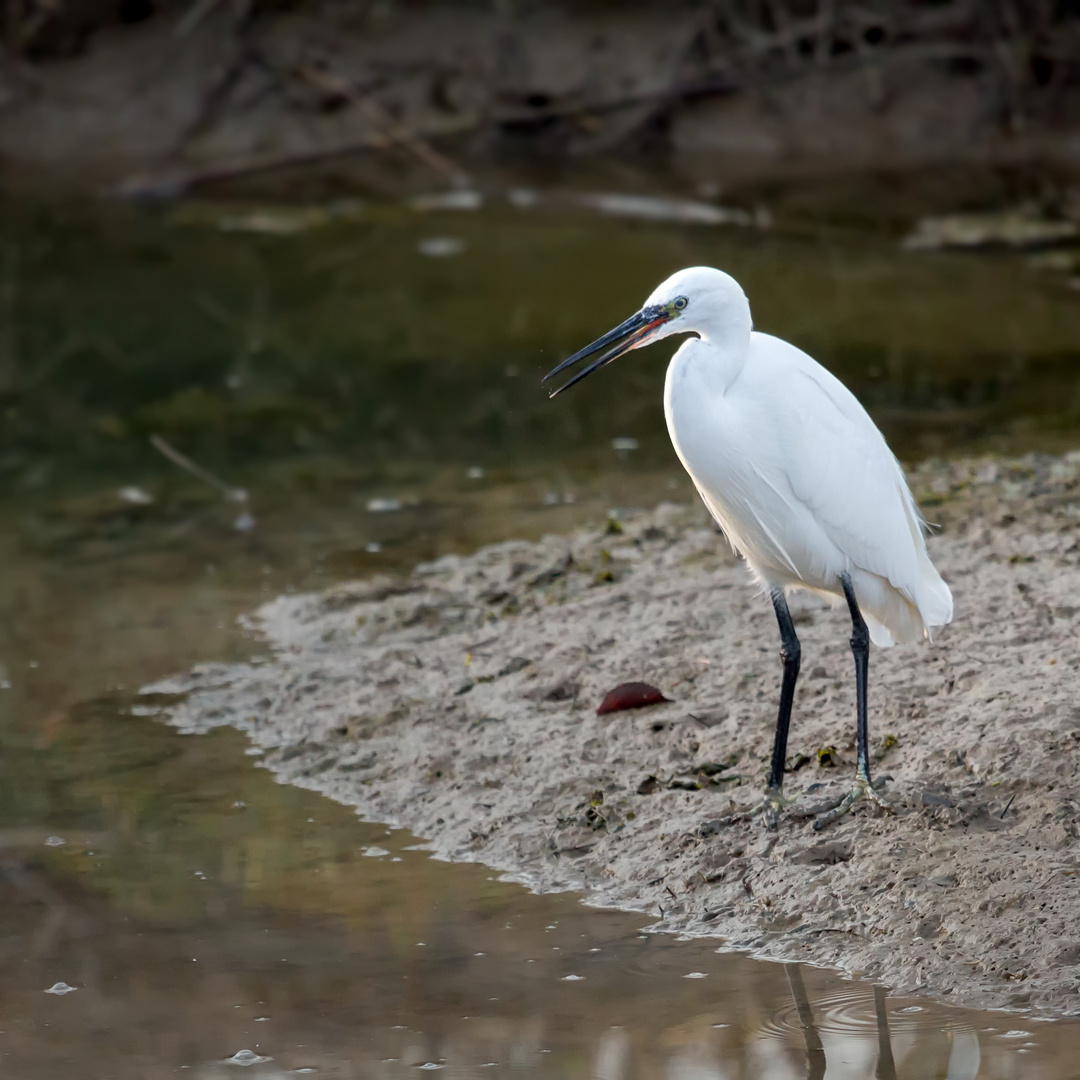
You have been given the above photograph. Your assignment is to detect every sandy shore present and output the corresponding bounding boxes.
[150,452,1080,1015]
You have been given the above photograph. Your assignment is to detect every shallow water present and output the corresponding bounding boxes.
[6,694,1080,1078]
[3,192,1080,1075]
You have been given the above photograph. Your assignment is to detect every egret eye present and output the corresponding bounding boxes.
[673,296,688,311]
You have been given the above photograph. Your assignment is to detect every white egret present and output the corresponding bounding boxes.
[545,266,952,828]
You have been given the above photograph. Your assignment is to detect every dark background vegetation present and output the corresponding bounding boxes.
[4,0,1080,197]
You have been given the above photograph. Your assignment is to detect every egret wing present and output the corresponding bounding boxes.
[775,352,953,637]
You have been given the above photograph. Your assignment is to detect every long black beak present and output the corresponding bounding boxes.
[543,304,671,398]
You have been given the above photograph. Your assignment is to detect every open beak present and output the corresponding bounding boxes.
[543,304,671,398]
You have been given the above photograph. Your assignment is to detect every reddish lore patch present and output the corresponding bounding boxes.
[596,682,672,715]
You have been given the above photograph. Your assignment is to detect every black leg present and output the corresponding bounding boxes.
[813,574,893,830]
[839,573,872,785]
[766,588,801,793]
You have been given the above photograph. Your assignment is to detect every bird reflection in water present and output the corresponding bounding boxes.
[786,965,828,1080]
[783,964,982,1080]
[873,986,899,1080]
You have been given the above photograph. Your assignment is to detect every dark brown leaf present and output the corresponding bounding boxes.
[597,681,672,715]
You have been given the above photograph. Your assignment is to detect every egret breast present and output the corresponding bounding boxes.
[662,339,839,590]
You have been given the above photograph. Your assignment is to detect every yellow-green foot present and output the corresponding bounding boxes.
[714,787,788,831]
[812,776,894,831]
[761,787,787,830]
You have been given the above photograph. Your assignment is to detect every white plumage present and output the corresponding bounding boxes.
[546,264,953,826]
[656,267,953,646]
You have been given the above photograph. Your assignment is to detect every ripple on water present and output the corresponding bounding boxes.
[613,939,722,983]
[757,986,977,1041]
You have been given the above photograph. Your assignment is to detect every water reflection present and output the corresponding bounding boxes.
[3,195,1080,1076]
[873,986,899,1080]
[787,965,826,1080]
[0,694,1071,1078]
[4,193,1080,515]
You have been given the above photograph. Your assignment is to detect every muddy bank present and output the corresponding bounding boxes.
[150,451,1080,1015]
[5,1,1080,206]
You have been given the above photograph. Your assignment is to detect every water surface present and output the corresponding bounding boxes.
[2,193,1080,1076]
[5,701,1080,1077]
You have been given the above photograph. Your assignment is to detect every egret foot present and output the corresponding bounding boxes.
[812,775,894,831]
[760,786,787,830]
[715,787,788,831]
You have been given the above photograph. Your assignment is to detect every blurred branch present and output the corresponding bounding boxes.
[170,0,260,158]
[693,0,1080,130]
[173,0,254,40]
[102,0,1080,199]
[295,63,471,189]
[115,112,481,199]
[111,31,993,200]
[150,434,241,501]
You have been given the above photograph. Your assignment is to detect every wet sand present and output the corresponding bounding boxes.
[152,451,1080,1016]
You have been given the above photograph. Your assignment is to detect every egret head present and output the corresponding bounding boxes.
[543,266,751,397]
